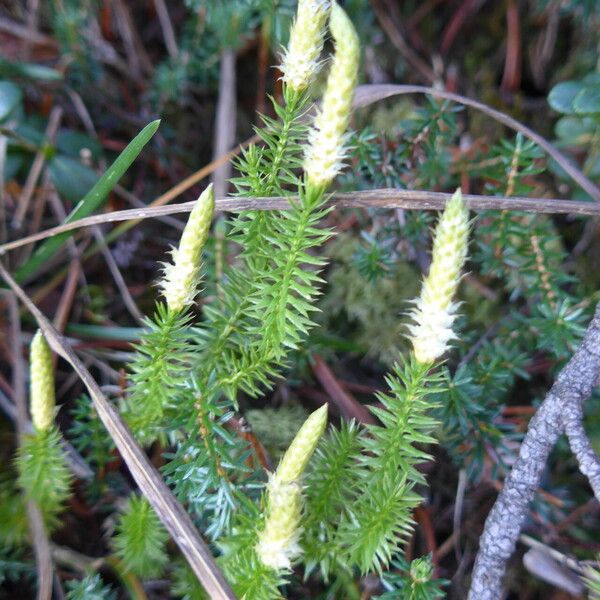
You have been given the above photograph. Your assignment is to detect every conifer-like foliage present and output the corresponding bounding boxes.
[377,555,447,600]
[112,495,169,579]
[15,330,72,530]
[69,394,115,471]
[0,478,29,551]
[15,429,72,529]
[65,574,116,600]
[336,361,443,574]
[124,305,196,439]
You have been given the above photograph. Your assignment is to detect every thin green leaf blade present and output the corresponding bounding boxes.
[14,119,160,282]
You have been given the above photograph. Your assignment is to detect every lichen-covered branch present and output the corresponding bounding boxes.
[468,394,563,599]
[563,400,600,501]
[468,302,600,600]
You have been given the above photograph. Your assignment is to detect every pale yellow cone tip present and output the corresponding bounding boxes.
[30,330,56,432]
[275,404,328,484]
[409,188,470,364]
[281,0,331,92]
[161,184,215,312]
[255,405,328,571]
[255,480,302,570]
[304,2,360,189]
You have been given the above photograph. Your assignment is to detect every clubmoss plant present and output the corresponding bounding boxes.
[75,2,470,597]
[112,495,169,579]
[245,0,360,359]
[5,1,599,598]
[160,185,215,313]
[304,191,470,577]
[280,0,331,93]
[408,188,470,364]
[303,1,360,190]
[110,2,473,594]
[124,186,215,439]
[256,405,328,569]
[377,554,447,599]
[16,330,71,529]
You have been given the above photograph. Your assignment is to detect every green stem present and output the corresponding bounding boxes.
[262,186,326,355]
[105,555,149,600]
[200,90,307,383]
